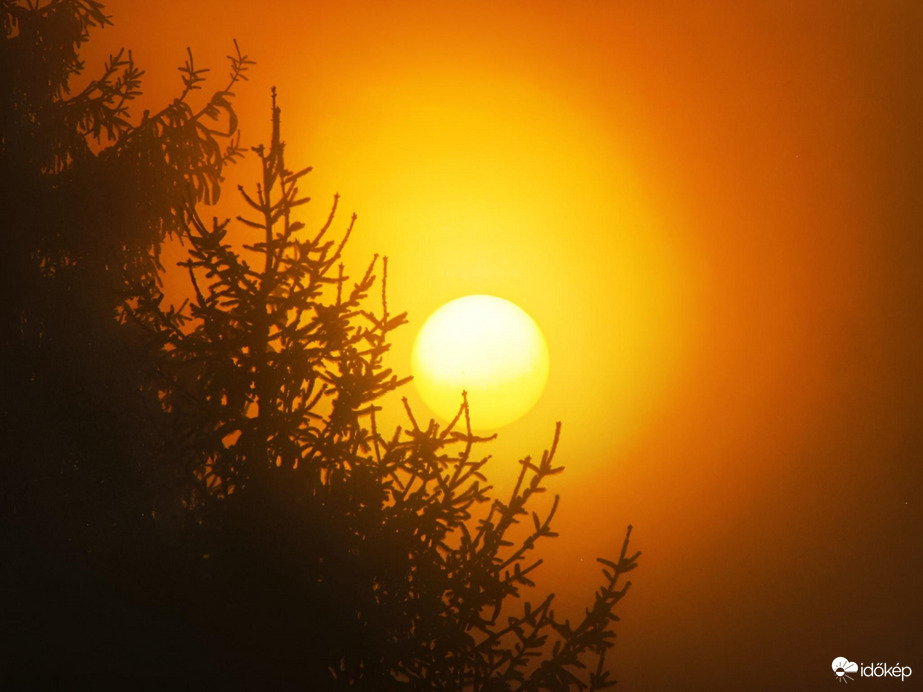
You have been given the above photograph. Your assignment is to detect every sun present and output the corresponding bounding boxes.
[411,295,550,430]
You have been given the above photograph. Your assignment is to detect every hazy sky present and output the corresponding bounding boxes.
[86,2,922,687]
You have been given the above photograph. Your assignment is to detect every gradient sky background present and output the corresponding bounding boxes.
[84,2,922,688]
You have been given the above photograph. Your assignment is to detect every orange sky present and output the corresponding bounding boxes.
[86,2,922,687]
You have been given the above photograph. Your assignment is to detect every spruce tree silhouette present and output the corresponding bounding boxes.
[3,2,638,688]
[2,1,251,684]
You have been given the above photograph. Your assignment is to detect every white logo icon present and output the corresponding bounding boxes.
[833,657,859,683]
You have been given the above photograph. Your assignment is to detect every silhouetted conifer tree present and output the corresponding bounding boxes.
[126,91,639,689]
[2,1,250,683]
[3,2,638,688]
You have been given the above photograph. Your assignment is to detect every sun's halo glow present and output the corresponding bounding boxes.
[411,295,550,430]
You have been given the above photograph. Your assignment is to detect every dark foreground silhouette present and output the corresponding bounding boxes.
[1,3,638,688]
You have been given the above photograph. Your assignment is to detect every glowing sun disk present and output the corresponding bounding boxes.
[411,295,550,429]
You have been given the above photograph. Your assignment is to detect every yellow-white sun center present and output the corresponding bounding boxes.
[411,294,549,429]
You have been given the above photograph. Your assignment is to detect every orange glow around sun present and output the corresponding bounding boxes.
[298,66,697,451]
